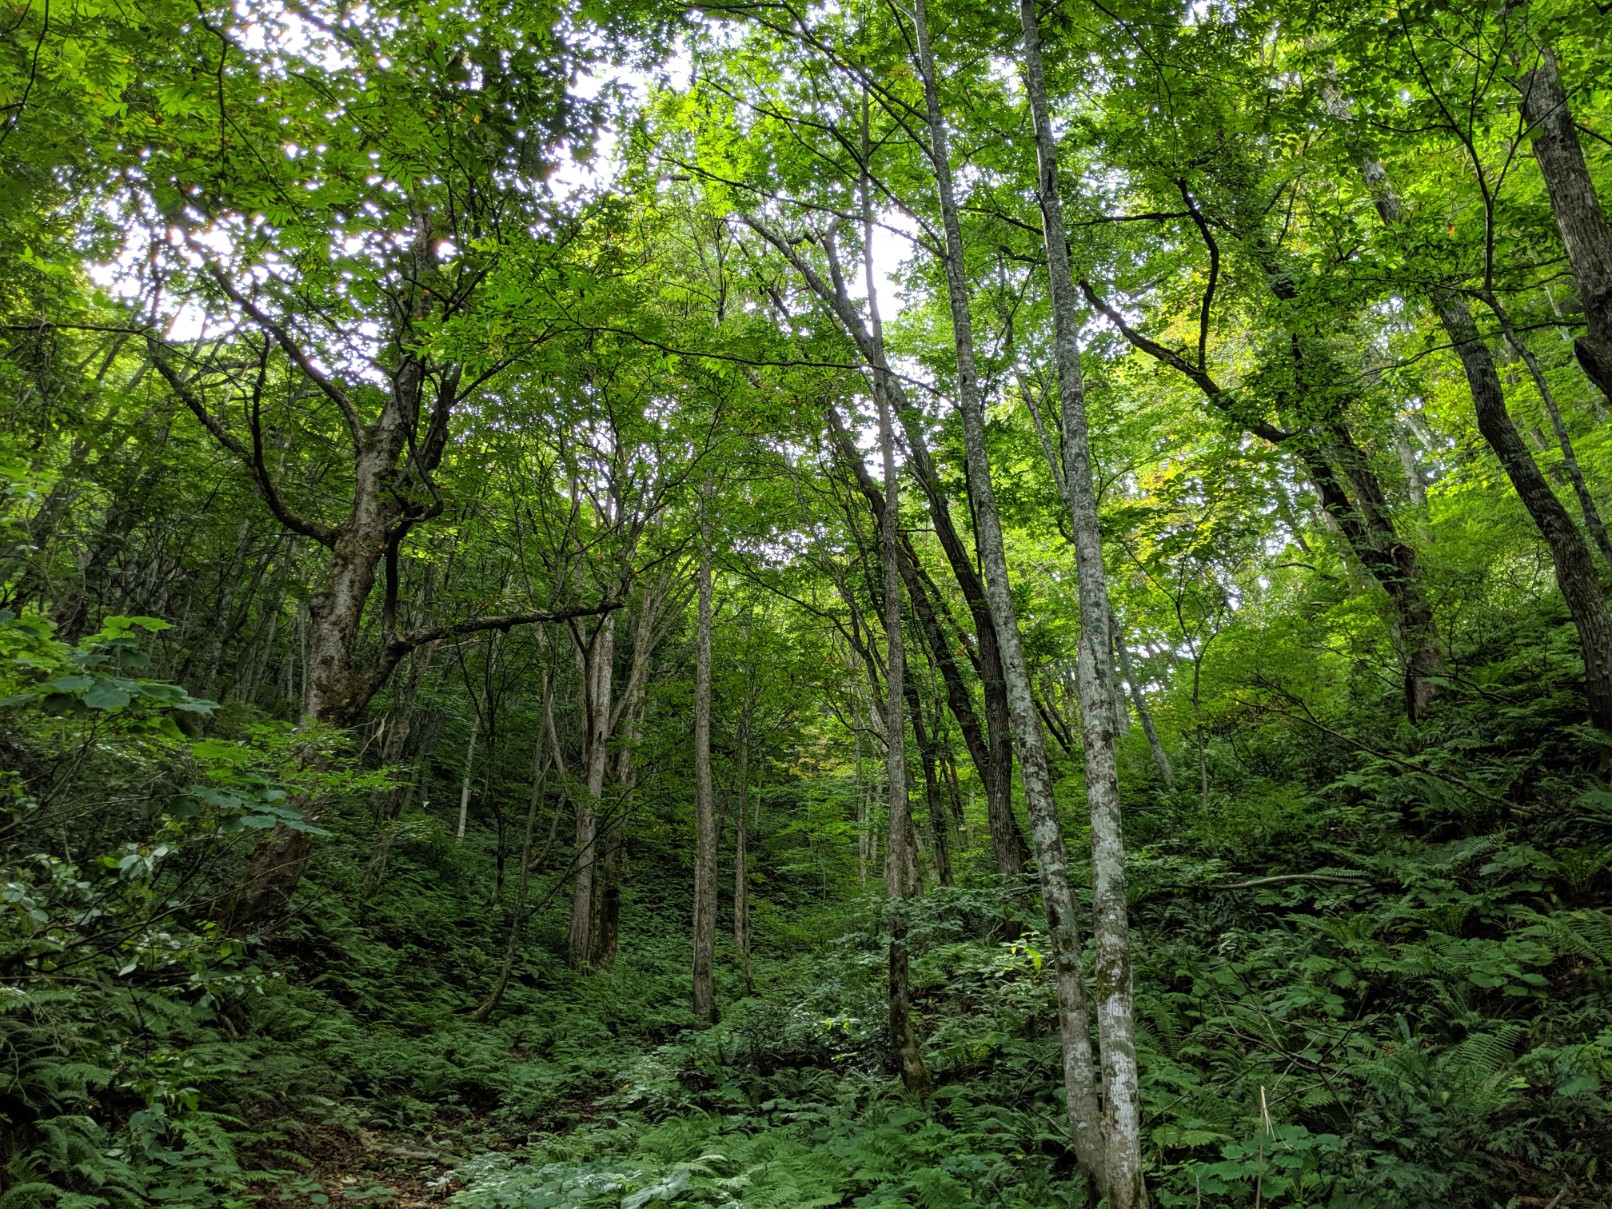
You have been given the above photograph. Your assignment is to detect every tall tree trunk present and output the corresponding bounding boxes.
[595,577,676,971]
[568,615,615,967]
[731,683,757,993]
[889,421,1025,881]
[1115,633,1173,787]
[871,238,930,1094]
[911,0,1104,1181]
[691,544,718,1024]
[855,726,871,885]
[753,241,1028,883]
[1518,44,1612,403]
[1017,4,1144,1199]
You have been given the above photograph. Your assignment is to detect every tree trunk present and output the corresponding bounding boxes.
[455,712,480,841]
[912,0,1104,1180]
[569,614,615,967]
[733,775,752,994]
[222,471,397,930]
[596,578,675,971]
[908,684,954,888]
[871,226,930,1093]
[1116,632,1173,787]
[855,727,871,885]
[691,544,718,1024]
[1017,3,1145,1199]
[1519,44,1612,403]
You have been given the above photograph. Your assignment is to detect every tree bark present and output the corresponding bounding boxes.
[1017,3,1145,1199]
[455,712,480,841]
[911,0,1104,1179]
[691,542,718,1024]
[1518,44,1612,403]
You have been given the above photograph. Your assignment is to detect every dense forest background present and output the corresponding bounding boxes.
[4,0,1612,1204]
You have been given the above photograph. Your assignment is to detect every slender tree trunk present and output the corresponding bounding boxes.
[733,776,752,994]
[855,726,871,885]
[1016,4,1144,1199]
[569,615,615,967]
[1485,295,1612,571]
[912,0,1103,1180]
[1393,425,1429,509]
[1518,44,1612,403]
[870,239,930,1095]
[1116,633,1173,787]
[455,712,480,841]
[596,579,674,971]
[908,686,953,888]
[691,543,718,1024]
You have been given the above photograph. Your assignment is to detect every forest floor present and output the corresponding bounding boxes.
[257,1116,464,1206]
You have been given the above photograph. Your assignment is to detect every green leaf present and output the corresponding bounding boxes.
[82,680,133,711]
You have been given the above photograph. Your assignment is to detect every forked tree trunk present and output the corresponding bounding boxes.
[691,544,718,1024]
[1518,44,1612,404]
[1016,2,1145,1199]
[911,0,1105,1181]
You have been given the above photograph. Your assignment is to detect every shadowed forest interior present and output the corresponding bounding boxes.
[3,0,1612,1204]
